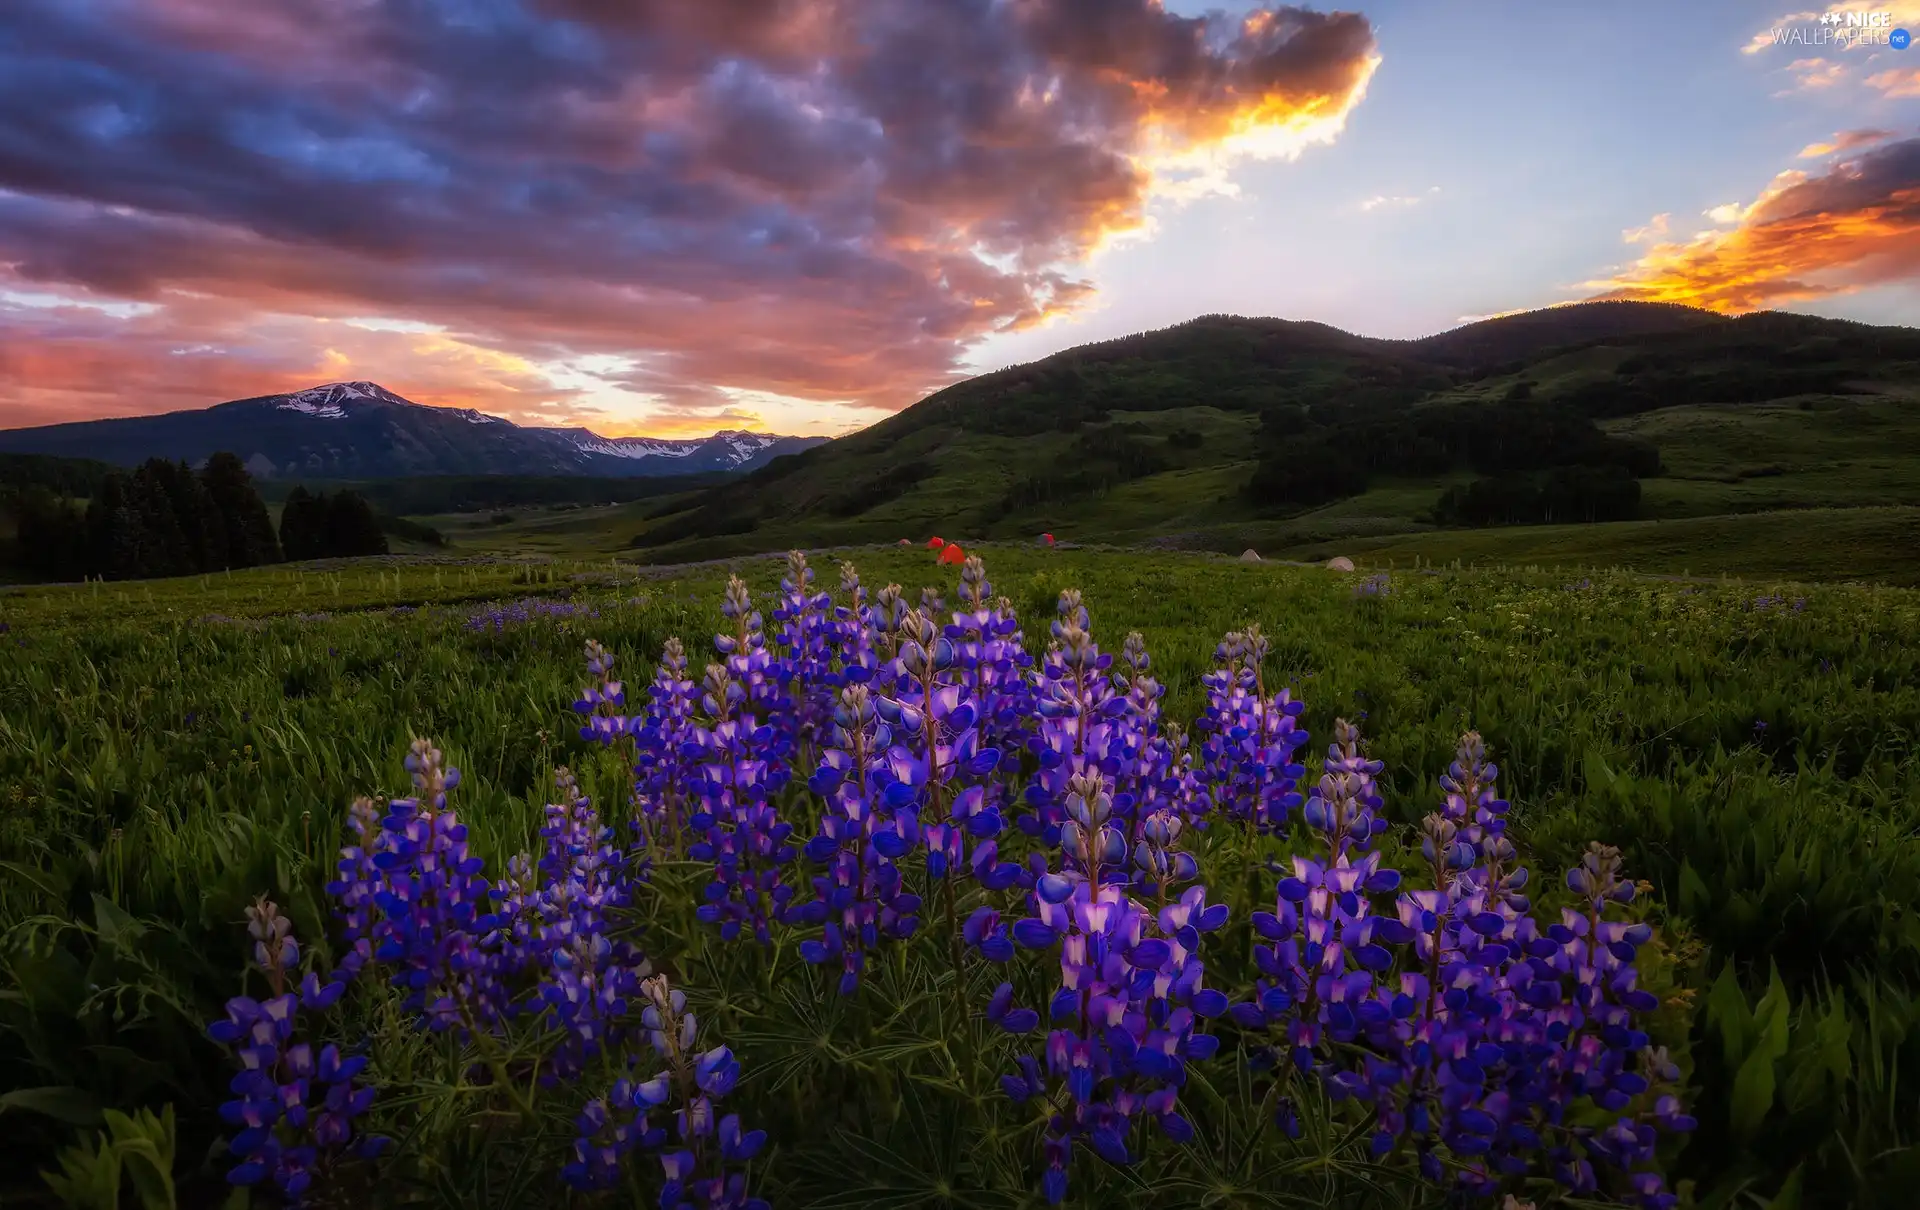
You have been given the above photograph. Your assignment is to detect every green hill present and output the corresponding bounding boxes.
[621,303,1920,579]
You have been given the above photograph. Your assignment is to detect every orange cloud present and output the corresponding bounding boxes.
[1799,128,1896,157]
[1622,213,1671,245]
[1585,137,1920,312]
[1865,68,1920,98]
[1780,57,1846,90]
[0,0,1381,435]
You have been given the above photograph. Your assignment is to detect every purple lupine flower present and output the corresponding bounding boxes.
[562,973,770,1202]
[945,556,1036,760]
[772,551,836,771]
[573,638,631,745]
[687,661,799,946]
[514,769,653,1079]
[208,897,385,1203]
[792,684,924,993]
[1232,726,1691,1208]
[828,561,879,680]
[878,599,1013,921]
[1018,590,1129,847]
[633,637,699,855]
[465,598,600,632]
[715,574,791,728]
[325,796,391,984]
[1193,626,1309,837]
[991,771,1229,1203]
[359,739,507,1031]
[641,975,770,1208]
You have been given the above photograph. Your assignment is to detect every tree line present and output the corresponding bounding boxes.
[277,486,391,561]
[1245,399,1662,518]
[3,452,389,582]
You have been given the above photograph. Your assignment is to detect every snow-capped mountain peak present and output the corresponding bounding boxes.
[276,381,409,418]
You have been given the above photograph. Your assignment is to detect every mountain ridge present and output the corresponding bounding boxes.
[0,381,828,479]
[623,300,1920,560]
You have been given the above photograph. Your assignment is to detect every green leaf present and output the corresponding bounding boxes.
[1678,859,1711,919]
[1,1086,105,1127]
[1704,963,1753,1065]
[1583,748,1617,794]
[1753,963,1793,1061]
[91,893,141,947]
[1729,974,1793,1141]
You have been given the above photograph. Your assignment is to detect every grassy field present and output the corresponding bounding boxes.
[2,547,1918,1207]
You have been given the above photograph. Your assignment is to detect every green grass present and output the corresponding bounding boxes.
[1294,506,1920,586]
[3,548,1920,1206]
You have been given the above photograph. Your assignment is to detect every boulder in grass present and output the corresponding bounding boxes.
[1326,556,1356,572]
[1240,549,1261,562]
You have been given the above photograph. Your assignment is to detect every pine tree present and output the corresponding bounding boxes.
[201,452,280,567]
[11,488,88,580]
[279,486,328,561]
[152,458,227,572]
[129,459,194,577]
[325,490,389,557]
[85,472,145,580]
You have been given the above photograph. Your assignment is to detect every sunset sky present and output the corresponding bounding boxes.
[2,0,1918,438]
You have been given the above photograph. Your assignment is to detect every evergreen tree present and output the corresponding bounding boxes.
[279,486,329,561]
[10,488,88,580]
[325,490,389,557]
[152,458,227,572]
[201,452,280,567]
[85,472,146,580]
[128,459,194,577]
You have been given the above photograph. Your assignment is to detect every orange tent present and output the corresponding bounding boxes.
[938,544,966,565]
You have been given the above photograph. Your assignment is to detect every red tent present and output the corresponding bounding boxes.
[1041,533,1055,546]
[938,544,967,565]
[926,536,946,549]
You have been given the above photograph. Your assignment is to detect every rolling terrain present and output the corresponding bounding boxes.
[607,302,1920,582]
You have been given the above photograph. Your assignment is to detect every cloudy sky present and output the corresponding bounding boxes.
[2,0,1917,437]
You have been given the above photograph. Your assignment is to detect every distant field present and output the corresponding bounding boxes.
[1279,505,1920,585]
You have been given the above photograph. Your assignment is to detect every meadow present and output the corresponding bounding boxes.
[2,545,1917,1209]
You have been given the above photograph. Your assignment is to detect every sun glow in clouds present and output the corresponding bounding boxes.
[0,0,1387,435]
[1585,138,1920,312]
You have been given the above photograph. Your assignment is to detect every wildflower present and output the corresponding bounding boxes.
[360,740,507,1030]
[514,769,652,1079]
[573,639,630,745]
[687,661,799,946]
[1234,728,1690,1207]
[1195,626,1309,837]
[992,772,1229,1203]
[792,684,924,993]
[208,897,384,1203]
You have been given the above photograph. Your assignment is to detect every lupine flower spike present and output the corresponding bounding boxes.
[207,896,385,1202]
